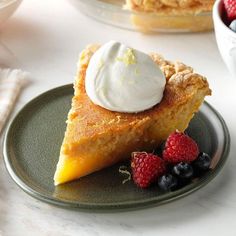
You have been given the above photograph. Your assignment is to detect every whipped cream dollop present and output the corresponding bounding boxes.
[85,41,166,113]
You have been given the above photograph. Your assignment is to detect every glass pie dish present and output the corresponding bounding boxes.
[69,0,214,33]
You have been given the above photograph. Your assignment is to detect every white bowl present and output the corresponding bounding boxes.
[0,0,22,26]
[213,0,236,78]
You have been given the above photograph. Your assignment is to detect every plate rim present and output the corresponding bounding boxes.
[3,84,231,211]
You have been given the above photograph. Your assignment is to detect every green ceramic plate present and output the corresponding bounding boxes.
[3,84,230,211]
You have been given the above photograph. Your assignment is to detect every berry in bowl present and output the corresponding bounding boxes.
[213,0,236,78]
[223,0,236,28]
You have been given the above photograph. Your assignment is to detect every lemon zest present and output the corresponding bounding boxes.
[118,165,131,184]
[116,48,137,66]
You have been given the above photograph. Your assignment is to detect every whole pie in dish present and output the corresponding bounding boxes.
[124,0,215,32]
[125,0,214,13]
[54,43,211,185]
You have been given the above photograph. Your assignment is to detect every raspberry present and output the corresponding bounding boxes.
[224,0,236,22]
[163,131,199,164]
[131,152,166,188]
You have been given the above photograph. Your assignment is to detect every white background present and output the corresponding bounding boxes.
[0,0,236,235]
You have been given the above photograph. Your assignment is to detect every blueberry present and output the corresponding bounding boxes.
[193,152,211,171]
[172,162,194,179]
[229,20,236,32]
[158,174,178,191]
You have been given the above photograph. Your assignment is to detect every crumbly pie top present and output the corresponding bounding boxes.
[76,44,211,121]
[125,0,215,13]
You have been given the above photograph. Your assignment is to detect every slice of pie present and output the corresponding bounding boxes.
[54,44,211,185]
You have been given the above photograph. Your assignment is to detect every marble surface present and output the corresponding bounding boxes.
[0,0,236,235]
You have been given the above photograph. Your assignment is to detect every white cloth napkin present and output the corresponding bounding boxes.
[0,69,28,134]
